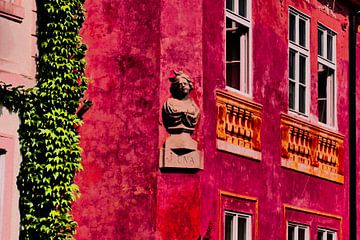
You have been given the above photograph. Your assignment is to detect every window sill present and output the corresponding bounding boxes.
[280,113,344,184]
[0,1,24,22]
[216,89,262,160]
[288,109,309,120]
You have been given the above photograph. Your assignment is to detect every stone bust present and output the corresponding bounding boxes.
[162,71,200,134]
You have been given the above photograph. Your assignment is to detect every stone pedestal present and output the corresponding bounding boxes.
[160,133,203,169]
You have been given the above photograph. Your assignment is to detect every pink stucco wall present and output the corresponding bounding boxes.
[73,0,160,239]
[74,0,356,239]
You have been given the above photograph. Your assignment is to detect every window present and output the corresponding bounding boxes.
[288,8,309,115]
[0,0,24,22]
[0,149,6,239]
[225,211,251,240]
[226,0,251,95]
[287,223,309,240]
[318,25,336,127]
[318,228,337,240]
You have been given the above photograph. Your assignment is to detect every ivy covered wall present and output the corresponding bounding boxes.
[0,0,88,239]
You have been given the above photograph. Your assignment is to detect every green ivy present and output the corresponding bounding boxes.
[0,0,88,239]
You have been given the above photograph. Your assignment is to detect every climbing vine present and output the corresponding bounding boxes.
[0,0,88,239]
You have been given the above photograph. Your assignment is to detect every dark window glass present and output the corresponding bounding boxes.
[238,217,246,240]
[289,50,295,80]
[288,226,295,240]
[238,0,247,17]
[225,214,234,240]
[318,63,328,124]
[318,230,324,240]
[318,30,324,56]
[327,34,333,61]
[226,0,234,11]
[289,14,296,42]
[299,55,306,84]
[299,18,306,47]
[329,72,335,126]
[226,18,247,90]
[299,85,306,114]
[226,20,241,61]
[327,233,334,240]
[226,62,241,90]
[318,63,335,124]
[318,99,327,123]
[298,228,306,240]
[289,81,295,110]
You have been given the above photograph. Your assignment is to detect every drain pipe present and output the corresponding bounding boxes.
[349,10,359,240]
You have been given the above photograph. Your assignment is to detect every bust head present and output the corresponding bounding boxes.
[169,71,193,99]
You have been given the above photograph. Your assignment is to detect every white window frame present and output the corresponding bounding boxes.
[288,7,310,116]
[287,222,310,240]
[0,151,6,239]
[224,210,252,240]
[318,228,337,240]
[317,23,337,128]
[225,0,252,97]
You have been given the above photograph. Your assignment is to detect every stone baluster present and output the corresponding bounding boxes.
[216,102,227,140]
[216,90,262,153]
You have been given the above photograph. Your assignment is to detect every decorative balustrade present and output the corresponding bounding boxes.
[280,113,344,183]
[216,90,262,160]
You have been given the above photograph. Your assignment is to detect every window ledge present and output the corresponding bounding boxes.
[0,1,24,22]
[280,113,344,184]
[216,89,262,160]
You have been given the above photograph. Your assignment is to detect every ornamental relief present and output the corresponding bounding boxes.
[160,71,203,170]
[216,90,262,161]
[280,113,344,183]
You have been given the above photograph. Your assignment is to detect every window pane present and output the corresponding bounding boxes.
[237,217,247,240]
[238,0,247,17]
[289,50,295,80]
[318,99,327,123]
[298,228,306,240]
[227,62,241,90]
[318,230,324,240]
[299,55,306,84]
[318,64,328,123]
[226,20,241,61]
[299,85,306,114]
[289,81,295,110]
[318,30,324,56]
[225,214,234,240]
[226,18,241,90]
[327,233,334,240]
[289,14,296,42]
[328,66,335,126]
[288,225,295,240]
[318,63,335,125]
[327,34,333,61]
[226,0,234,11]
[299,18,306,47]
[226,18,248,91]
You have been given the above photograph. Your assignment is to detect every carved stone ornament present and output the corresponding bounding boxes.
[160,71,203,170]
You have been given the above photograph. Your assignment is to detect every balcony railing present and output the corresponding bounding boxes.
[216,90,262,160]
[280,113,344,183]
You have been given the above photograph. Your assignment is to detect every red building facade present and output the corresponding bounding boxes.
[1,0,360,239]
[72,0,360,239]
[71,0,360,239]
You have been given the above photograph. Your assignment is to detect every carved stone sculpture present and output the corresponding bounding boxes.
[160,71,203,169]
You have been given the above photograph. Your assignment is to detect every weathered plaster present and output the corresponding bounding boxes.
[74,0,160,239]
[74,0,354,239]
